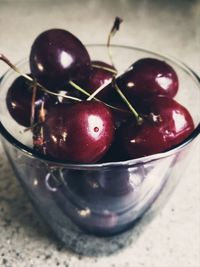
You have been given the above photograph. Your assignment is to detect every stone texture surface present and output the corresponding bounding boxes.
[0,0,200,266]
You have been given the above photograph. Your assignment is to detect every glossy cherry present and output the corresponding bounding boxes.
[109,100,132,128]
[29,29,91,89]
[56,82,85,104]
[39,101,115,163]
[117,58,179,99]
[120,96,194,159]
[85,60,116,101]
[6,75,54,127]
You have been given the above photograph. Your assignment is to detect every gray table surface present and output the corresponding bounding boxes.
[0,0,200,266]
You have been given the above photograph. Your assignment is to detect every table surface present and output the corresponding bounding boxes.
[0,1,200,266]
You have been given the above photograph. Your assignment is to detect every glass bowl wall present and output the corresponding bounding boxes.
[0,45,199,242]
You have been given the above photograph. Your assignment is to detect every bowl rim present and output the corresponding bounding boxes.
[0,44,200,170]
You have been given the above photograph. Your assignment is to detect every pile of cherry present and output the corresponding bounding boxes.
[5,28,194,163]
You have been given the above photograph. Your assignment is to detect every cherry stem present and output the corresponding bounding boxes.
[24,122,38,132]
[86,79,113,101]
[85,69,124,102]
[112,78,143,124]
[107,17,123,69]
[85,17,124,104]
[30,79,37,127]
[69,80,128,113]
[91,63,117,74]
[0,53,82,102]
[0,53,129,115]
[69,80,91,98]
[85,69,124,103]
[39,101,46,122]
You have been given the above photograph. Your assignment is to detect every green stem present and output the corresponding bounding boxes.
[0,53,82,102]
[30,79,37,127]
[107,17,123,69]
[69,80,91,97]
[113,78,143,125]
[91,63,117,74]
[69,80,128,113]
[86,79,112,101]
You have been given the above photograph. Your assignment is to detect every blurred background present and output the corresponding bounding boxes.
[0,1,200,267]
[0,0,200,74]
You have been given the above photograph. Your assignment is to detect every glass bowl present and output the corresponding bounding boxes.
[0,45,199,249]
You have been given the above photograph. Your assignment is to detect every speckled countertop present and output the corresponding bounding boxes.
[0,1,200,266]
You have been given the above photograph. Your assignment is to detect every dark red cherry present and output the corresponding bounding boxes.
[40,101,115,163]
[6,75,54,127]
[117,58,179,99]
[110,100,132,128]
[120,119,168,159]
[56,82,86,104]
[120,96,194,159]
[84,60,116,101]
[29,29,91,89]
[100,139,129,162]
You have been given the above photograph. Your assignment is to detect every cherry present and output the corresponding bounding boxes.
[6,75,54,127]
[29,29,91,89]
[39,101,115,163]
[119,96,194,159]
[117,58,179,100]
[84,60,116,101]
[109,100,132,128]
[56,82,85,104]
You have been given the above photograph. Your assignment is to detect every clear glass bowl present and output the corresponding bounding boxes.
[0,45,199,249]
